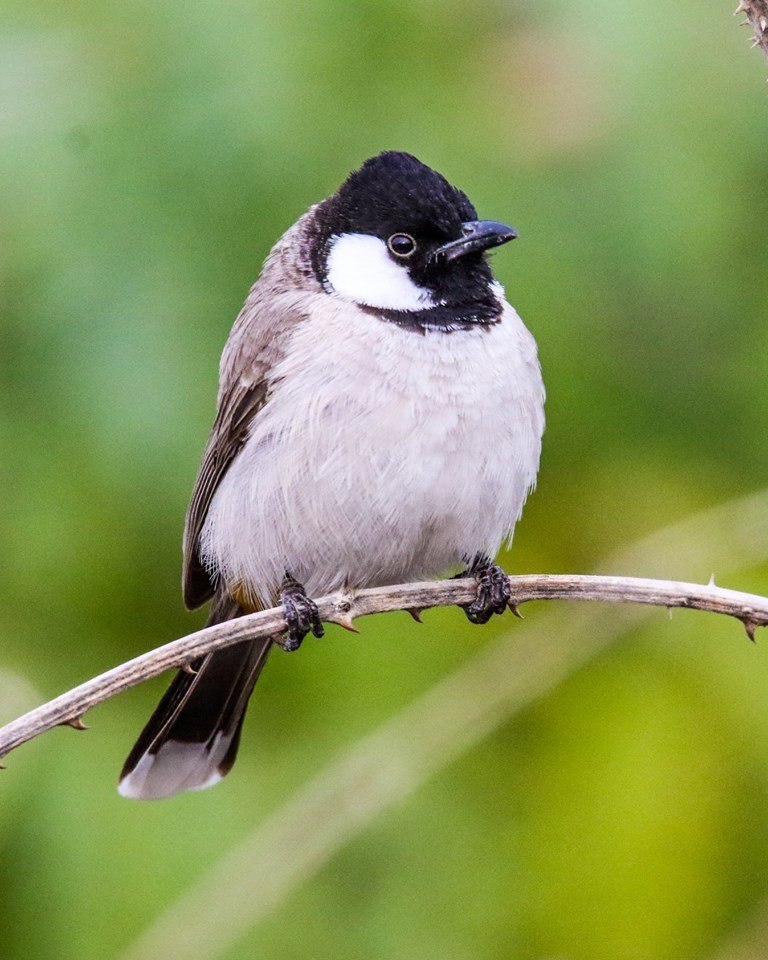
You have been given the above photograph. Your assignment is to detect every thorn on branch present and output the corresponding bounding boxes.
[328,599,360,633]
[181,662,198,675]
[742,617,761,643]
[60,716,88,731]
[407,609,424,623]
[508,603,524,619]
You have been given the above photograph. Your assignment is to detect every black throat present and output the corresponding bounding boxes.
[359,293,503,333]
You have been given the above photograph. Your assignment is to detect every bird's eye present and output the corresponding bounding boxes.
[387,233,417,258]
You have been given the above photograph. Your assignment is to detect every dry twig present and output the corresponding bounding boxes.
[735,0,768,61]
[1,573,767,764]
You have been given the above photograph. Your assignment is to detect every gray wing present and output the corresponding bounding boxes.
[181,229,313,609]
[182,372,269,608]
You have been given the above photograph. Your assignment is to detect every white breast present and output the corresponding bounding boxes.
[200,297,545,605]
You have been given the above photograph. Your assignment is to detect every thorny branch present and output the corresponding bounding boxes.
[735,0,768,61]
[0,573,767,764]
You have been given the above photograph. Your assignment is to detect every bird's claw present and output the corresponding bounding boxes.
[460,556,512,625]
[278,574,324,651]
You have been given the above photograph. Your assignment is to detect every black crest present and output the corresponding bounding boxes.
[313,151,476,250]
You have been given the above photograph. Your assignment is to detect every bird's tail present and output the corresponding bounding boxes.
[118,593,272,800]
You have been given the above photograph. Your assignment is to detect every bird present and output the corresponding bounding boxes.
[118,151,545,800]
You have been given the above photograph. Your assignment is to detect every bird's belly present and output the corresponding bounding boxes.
[258,405,508,593]
[200,302,544,604]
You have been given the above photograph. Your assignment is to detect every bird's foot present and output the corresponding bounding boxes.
[277,574,324,651]
[459,555,513,625]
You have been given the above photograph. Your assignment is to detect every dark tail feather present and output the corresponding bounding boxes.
[118,594,272,800]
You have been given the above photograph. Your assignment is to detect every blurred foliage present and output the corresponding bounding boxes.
[2,0,768,958]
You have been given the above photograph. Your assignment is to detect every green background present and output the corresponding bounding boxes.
[2,1,768,957]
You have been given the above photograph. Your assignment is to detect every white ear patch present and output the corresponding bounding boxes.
[325,233,436,312]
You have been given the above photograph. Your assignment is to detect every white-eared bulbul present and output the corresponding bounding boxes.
[119,151,545,799]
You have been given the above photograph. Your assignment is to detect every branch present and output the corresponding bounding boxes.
[1,574,767,763]
[735,0,768,61]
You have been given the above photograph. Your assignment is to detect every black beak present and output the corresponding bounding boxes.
[433,220,518,262]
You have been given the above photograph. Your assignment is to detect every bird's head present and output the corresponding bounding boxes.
[307,151,517,330]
